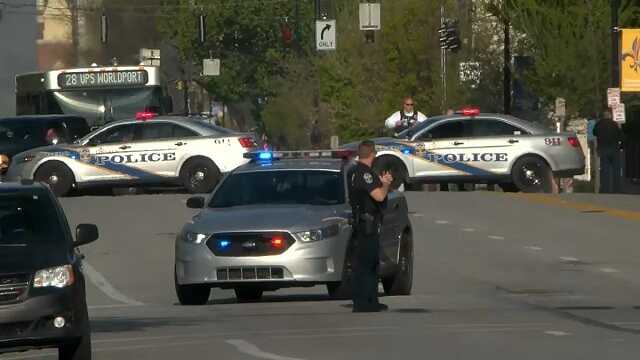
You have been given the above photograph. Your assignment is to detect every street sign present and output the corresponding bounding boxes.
[359,3,381,31]
[203,59,220,76]
[607,87,621,107]
[555,97,566,117]
[613,103,626,124]
[316,20,336,51]
[140,48,160,66]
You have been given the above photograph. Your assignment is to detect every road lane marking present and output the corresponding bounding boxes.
[508,193,640,222]
[488,235,505,240]
[88,304,143,309]
[411,213,424,217]
[435,220,450,224]
[560,257,580,262]
[544,330,571,336]
[600,267,621,273]
[91,326,399,344]
[524,246,542,251]
[82,261,144,306]
[226,339,305,360]
[461,228,476,232]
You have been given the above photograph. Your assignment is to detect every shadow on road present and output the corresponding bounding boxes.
[89,316,205,333]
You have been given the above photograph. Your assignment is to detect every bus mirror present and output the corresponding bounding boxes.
[161,96,173,113]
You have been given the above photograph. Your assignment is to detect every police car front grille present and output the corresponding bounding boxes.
[216,267,285,281]
[207,232,295,257]
[0,273,30,304]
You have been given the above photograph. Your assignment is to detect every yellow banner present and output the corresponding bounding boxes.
[621,28,640,92]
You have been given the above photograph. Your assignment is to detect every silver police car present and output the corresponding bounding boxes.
[342,108,586,192]
[4,114,257,196]
[174,150,414,304]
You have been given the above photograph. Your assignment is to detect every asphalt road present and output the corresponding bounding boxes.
[6,190,640,360]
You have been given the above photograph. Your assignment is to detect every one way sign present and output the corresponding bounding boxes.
[316,20,336,51]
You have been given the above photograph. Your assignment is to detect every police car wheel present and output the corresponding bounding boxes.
[382,231,413,296]
[34,161,75,197]
[512,156,553,193]
[180,158,221,194]
[373,155,408,190]
[327,258,353,299]
[234,287,263,302]
[175,269,210,305]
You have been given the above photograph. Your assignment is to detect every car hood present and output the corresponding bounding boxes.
[186,205,351,234]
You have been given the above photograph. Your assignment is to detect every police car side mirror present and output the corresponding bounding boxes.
[186,196,205,209]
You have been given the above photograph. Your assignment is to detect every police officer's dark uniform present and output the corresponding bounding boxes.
[347,161,388,312]
[593,117,623,193]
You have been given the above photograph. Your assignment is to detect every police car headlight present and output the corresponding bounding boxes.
[16,154,36,164]
[295,224,340,243]
[184,231,211,244]
[34,265,75,288]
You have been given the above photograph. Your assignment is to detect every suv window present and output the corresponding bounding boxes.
[0,190,68,271]
[0,122,43,145]
[470,119,526,137]
[89,124,136,145]
[139,123,198,141]
[419,120,469,140]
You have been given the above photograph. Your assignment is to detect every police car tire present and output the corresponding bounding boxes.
[34,161,75,197]
[180,157,221,194]
[382,231,413,296]
[175,269,210,305]
[373,155,408,190]
[511,156,553,193]
[234,287,263,302]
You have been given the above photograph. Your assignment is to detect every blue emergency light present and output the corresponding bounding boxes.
[243,150,355,162]
[218,240,231,249]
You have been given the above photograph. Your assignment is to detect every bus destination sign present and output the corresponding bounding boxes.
[58,70,148,89]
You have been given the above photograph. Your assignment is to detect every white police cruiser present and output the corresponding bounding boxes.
[4,113,257,196]
[342,108,586,192]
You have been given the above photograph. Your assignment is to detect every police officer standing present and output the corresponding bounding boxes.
[384,96,428,132]
[347,140,393,312]
[593,112,623,193]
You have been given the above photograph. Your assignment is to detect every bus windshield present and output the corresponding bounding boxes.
[52,87,161,127]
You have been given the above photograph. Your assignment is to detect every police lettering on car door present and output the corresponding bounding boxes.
[424,152,509,163]
[93,152,177,165]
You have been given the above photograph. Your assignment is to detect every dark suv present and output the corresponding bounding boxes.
[0,182,98,359]
[0,116,90,174]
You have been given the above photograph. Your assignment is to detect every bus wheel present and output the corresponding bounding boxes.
[34,161,75,197]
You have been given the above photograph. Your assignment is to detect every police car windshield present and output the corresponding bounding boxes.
[209,170,345,208]
[0,191,68,272]
[395,117,444,138]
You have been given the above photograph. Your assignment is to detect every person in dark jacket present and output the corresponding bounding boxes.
[593,114,623,193]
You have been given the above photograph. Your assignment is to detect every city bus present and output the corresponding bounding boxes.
[15,65,173,128]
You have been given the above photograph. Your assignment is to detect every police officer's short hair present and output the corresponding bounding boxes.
[358,140,376,158]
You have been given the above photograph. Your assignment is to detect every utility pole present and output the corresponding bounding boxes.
[611,0,621,87]
[503,2,511,114]
[440,5,447,113]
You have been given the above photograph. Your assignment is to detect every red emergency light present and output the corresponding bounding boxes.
[460,107,480,116]
[136,111,157,121]
[271,237,284,249]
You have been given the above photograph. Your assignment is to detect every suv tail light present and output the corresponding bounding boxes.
[238,137,256,149]
[567,136,580,148]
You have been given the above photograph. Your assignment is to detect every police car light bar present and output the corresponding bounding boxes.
[457,107,480,116]
[136,111,157,121]
[243,150,355,161]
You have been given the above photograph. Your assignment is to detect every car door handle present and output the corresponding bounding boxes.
[175,142,186,146]
[119,145,130,150]
[453,141,464,145]
[508,139,519,144]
